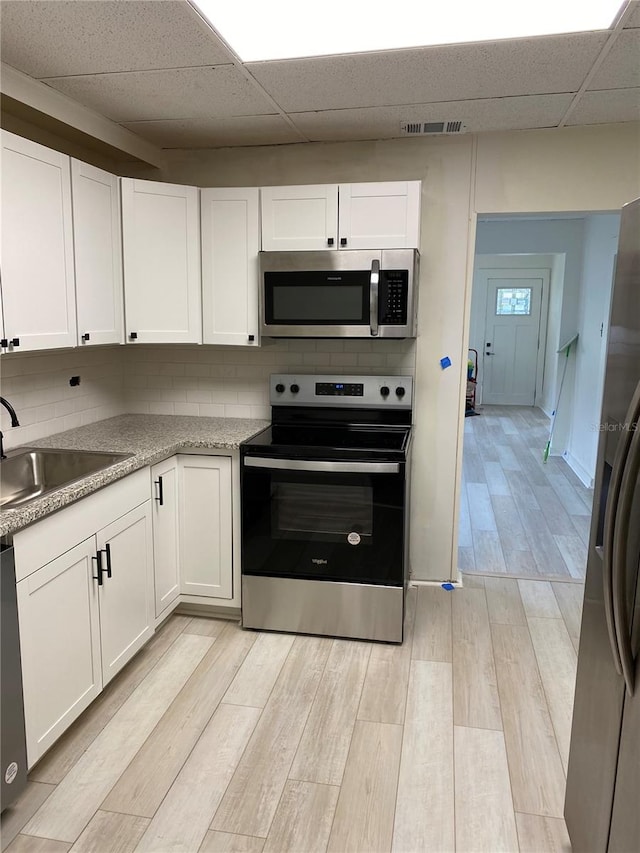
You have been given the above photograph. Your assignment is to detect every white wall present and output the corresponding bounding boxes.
[565,213,620,485]
[0,347,125,451]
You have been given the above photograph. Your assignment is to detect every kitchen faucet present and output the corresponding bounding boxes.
[0,397,20,460]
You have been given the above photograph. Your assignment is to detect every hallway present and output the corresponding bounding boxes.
[459,405,593,581]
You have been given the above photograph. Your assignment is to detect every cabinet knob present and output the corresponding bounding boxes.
[340,238,347,247]
[0,339,7,348]
[11,338,20,347]
[81,333,91,342]
[129,332,138,341]
[248,334,255,342]
[327,237,334,246]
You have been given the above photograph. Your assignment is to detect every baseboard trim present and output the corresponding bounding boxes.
[563,451,595,488]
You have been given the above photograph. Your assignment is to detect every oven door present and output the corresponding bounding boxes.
[241,456,406,586]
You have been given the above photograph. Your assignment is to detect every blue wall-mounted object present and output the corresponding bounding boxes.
[440,356,452,369]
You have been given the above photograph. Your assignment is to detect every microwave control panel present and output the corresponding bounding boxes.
[379,271,408,325]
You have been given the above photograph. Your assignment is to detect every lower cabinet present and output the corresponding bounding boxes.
[179,455,233,600]
[151,456,180,618]
[14,472,153,768]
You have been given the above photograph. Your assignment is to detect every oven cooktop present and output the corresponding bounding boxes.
[242,423,411,461]
[241,373,414,462]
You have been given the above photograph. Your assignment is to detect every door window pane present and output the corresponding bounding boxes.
[496,287,532,315]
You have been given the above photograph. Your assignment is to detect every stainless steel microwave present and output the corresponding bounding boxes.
[260,249,419,338]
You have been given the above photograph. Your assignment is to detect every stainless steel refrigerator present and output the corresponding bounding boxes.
[565,196,640,852]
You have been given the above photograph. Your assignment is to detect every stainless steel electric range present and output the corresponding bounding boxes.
[240,373,412,643]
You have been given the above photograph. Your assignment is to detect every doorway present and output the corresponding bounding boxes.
[458,211,620,585]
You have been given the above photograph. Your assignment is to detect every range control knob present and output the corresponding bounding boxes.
[290,383,300,394]
[396,386,406,398]
[275,383,285,393]
[380,386,390,397]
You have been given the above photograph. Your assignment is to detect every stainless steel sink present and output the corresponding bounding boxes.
[0,448,133,510]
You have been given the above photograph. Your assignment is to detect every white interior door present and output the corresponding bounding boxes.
[482,272,546,405]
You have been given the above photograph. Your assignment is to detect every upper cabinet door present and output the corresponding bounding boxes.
[201,187,260,346]
[261,184,339,251]
[71,160,124,346]
[121,178,202,344]
[338,181,422,250]
[0,130,77,352]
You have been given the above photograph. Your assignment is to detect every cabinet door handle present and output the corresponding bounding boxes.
[154,476,164,506]
[129,332,138,341]
[104,543,112,579]
[11,338,20,347]
[340,237,347,247]
[92,551,104,585]
[0,339,7,348]
[81,333,91,342]
[327,237,334,246]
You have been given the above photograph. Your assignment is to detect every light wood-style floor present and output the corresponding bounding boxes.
[2,574,583,853]
[459,405,594,581]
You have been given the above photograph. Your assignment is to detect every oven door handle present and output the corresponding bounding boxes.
[243,456,400,474]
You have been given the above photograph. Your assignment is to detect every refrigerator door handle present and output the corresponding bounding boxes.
[612,409,640,696]
[603,379,640,677]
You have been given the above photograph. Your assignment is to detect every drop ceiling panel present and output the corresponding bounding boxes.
[566,87,640,124]
[0,0,234,78]
[247,33,609,113]
[290,94,575,142]
[44,66,277,122]
[623,3,640,27]
[121,115,304,147]
[587,30,640,89]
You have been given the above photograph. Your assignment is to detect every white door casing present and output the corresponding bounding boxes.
[481,269,549,405]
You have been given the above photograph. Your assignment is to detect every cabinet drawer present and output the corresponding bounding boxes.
[14,468,148,581]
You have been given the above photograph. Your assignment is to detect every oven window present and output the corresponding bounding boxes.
[273,482,373,541]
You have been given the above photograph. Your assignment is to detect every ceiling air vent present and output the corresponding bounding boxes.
[400,120,467,135]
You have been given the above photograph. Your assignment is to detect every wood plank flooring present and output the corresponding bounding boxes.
[459,405,593,581]
[2,576,584,853]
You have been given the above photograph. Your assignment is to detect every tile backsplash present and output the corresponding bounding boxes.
[122,339,416,419]
[0,346,125,451]
[0,339,416,447]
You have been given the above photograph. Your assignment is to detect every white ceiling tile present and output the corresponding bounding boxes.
[0,0,234,77]
[246,33,609,113]
[44,66,277,122]
[588,30,640,89]
[566,88,640,124]
[121,115,303,148]
[623,1,640,27]
[290,95,575,142]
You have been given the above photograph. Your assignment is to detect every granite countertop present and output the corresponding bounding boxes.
[0,414,269,537]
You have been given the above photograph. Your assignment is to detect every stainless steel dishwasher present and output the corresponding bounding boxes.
[1,542,28,811]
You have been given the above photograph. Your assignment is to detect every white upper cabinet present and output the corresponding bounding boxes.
[71,160,124,346]
[261,184,339,251]
[260,181,421,252]
[121,178,202,344]
[338,181,422,250]
[0,130,77,352]
[201,187,260,346]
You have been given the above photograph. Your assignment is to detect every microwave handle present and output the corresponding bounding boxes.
[370,259,380,337]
